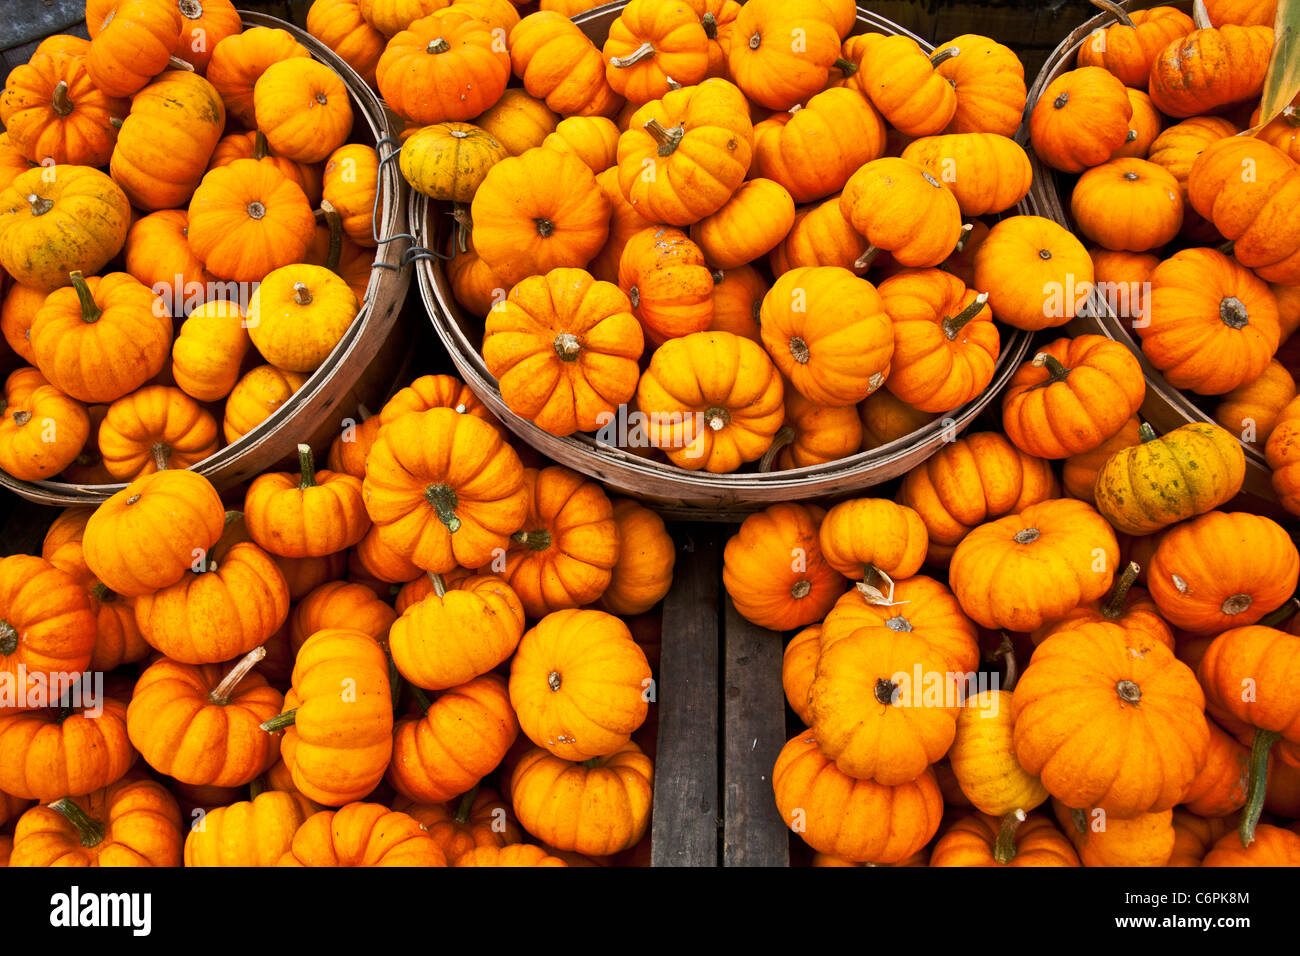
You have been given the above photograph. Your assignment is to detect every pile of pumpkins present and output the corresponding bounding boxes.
[0,0,382,486]
[1027,0,1300,508]
[0,368,673,866]
[349,0,1067,472]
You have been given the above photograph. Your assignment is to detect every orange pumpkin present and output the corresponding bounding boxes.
[974,215,1095,331]
[600,499,675,616]
[725,0,842,110]
[508,11,621,118]
[1070,158,1184,252]
[206,26,310,127]
[838,158,963,269]
[602,0,709,104]
[1075,3,1195,88]
[254,58,354,164]
[617,226,714,346]
[1148,24,1273,118]
[1029,66,1132,173]
[245,443,370,558]
[854,34,959,137]
[86,0,184,99]
[932,34,1026,138]
[0,52,127,167]
[276,803,446,866]
[97,385,219,478]
[0,697,133,801]
[377,9,509,124]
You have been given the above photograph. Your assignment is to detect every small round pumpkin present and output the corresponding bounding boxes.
[183,790,316,867]
[1148,24,1273,119]
[974,215,1095,331]
[1029,66,1132,173]
[1070,157,1184,253]
[399,121,507,202]
[932,34,1026,138]
[85,0,184,99]
[602,0,709,104]
[600,499,675,616]
[276,802,446,866]
[853,34,958,137]
[97,385,219,479]
[617,226,714,346]
[206,26,311,127]
[817,498,927,594]
[1216,360,1296,449]
[245,443,370,558]
[838,158,963,269]
[690,178,795,270]
[171,299,249,403]
[378,9,509,124]
[930,811,1079,867]
[0,697,133,801]
[948,689,1049,818]
[725,0,841,111]
[322,144,379,248]
[222,365,307,444]
[0,380,89,481]
[247,263,360,373]
[254,58,353,164]
[507,11,621,118]
[900,133,1033,218]
[0,52,127,167]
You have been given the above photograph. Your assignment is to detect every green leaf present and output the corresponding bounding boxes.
[1250,0,1300,132]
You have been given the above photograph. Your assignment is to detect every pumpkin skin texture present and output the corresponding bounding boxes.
[974,215,1094,331]
[124,209,214,311]
[253,58,353,165]
[898,432,1060,566]
[277,803,447,866]
[392,787,522,862]
[1054,800,1175,866]
[600,499,675,616]
[207,27,311,127]
[223,365,308,443]
[617,226,713,346]
[390,573,524,691]
[1168,810,1231,865]
[810,626,962,785]
[932,34,1026,138]
[245,445,370,558]
[1029,67,1132,173]
[1268,396,1300,515]
[1181,721,1250,818]
[690,178,794,270]
[0,698,134,801]
[290,580,397,654]
[83,470,225,598]
[751,88,886,204]
[455,843,568,867]
[183,790,316,867]
[783,625,819,725]
[1075,6,1195,89]
[9,776,182,867]
[1149,513,1299,634]
[271,629,394,807]
[474,88,559,156]
[1148,25,1273,119]
[617,78,753,226]
[86,0,185,99]
[511,741,653,856]
[726,0,840,111]
[770,392,862,470]
[509,11,622,118]
[930,813,1079,867]
[1216,360,1296,449]
[127,649,283,787]
[819,575,978,676]
[770,196,866,276]
[508,609,651,761]
[1198,626,1300,743]
[400,122,507,203]
[363,408,528,573]
[722,503,845,632]
[0,166,130,293]
[1138,248,1279,395]
[1147,115,1239,202]
[110,71,226,212]
[1001,335,1146,459]
[635,331,785,474]
[877,268,998,414]
[900,133,1032,218]
[1203,824,1300,866]
[1071,158,1183,253]
[483,268,642,437]
[817,498,927,586]
[0,381,89,481]
[378,10,509,125]
[321,144,378,248]
[307,0,386,87]
[1014,624,1208,818]
[773,733,944,864]
[470,147,609,287]
[1093,422,1246,536]
[760,266,893,408]
[133,542,290,665]
[388,674,519,804]
[378,373,495,430]
[1062,414,1142,501]
[187,160,316,284]
[948,690,1049,818]
[0,53,127,167]
[839,158,963,269]
[499,466,620,618]
[708,266,767,343]
[949,498,1119,632]
[602,0,709,105]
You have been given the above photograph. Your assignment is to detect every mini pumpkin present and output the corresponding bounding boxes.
[948,689,1049,818]
[782,625,820,725]
[85,0,184,99]
[1070,157,1184,253]
[508,11,621,118]
[1267,395,1300,516]
[0,52,127,167]
[277,802,446,866]
[690,178,795,271]
[817,498,927,599]
[0,380,89,481]
[1216,360,1296,448]
[763,391,862,470]
[617,226,714,346]
[974,215,1095,331]
[1030,560,1173,651]
[183,790,316,867]
[97,385,218,479]
[603,0,709,104]
[856,34,959,137]
[931,34,1026,137]
[0,697,133,801]
[600,499,675,616]
[1029,66,1132,173]
[1148,24,1273,118]
[245,443,370,558]
[400,122,507,203]
[931,811,1079,867]
[1075,3,1195,88]
[207,26,310,127]
[123,209,214,309]
[247,263,360,373]
[725,0,842,110]
[838,158,963,270]
[223,365,308,444]
[900,133,1032,218]
[171,300,249,403]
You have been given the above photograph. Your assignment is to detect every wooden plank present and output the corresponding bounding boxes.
[723,599,790,867]
[650,524,720,867]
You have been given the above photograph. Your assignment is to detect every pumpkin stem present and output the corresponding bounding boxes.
[48,798,106,848]
[1216,239,1236,257]
[758,425,795,473]
[246,200,267,220]
[1069,807,1088,835]
[260,709,298,733]
[581,757,601,769]
[700,11,718,37]
[426,37,451,54]
[297,443,317,489]
[68,271,102,324]
[790,579,812,601]
[548,670,562,692]
[1240,728,1280,847]
[1030,352,1071,384]
[90,581,117,604]
[942,292,989,340]
[643,118,685,157]
[1257,597,1299,629]
[253,130,271,160]
[167,55,195,72]
[703,406,730,431]
[873,677,898,705]
[1219,296,1249,330]
[178,0,204,19]
[990,632,1018,692]
[0,620,17,656]
[929,46,960,68]
[952,222,974,253]
[409,684,433,717]
[1053,91,1070,110]
[747,31,761,50]
[428,572,447,599]
[1192,0,1211,29]
[209,646,266,705]
[425,483,461,533]
[50,80,74,117]
[1221,593,1253,615]
[609,41,656,68]
[150,442,170,472]
[1013,527,1040,544]
[318,199,345,274]
[553,332,582,362]
[993,808,1026,864]
[27,193,54,217]
[451,204,472,256]
[511,529,553,552]
[388,648,402,717]
[1088,0,1136,28]
[11,410,31,428]
[454,784,479,824]
[293,281,313,306]
[533,217,555,238]
[249,776,266,800]
[1100,561,1140,620]
[1135,423,1158,444]
[853,245,880,271]
[833,56,857,77]
[787,336,810,365]
[1115,678,1141,704]
[856,564,905,606]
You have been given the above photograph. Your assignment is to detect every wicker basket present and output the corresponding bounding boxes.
[414,3,1035,521]
[1021,0,1278,505]
[0,9,414,507]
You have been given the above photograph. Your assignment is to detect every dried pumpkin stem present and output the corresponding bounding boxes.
[1069,807,1088,835]
[428,572,447,599]
[1136,423,1158,443]
[1192,0,1211,29]
[790,579,812,600]
[1030,352,1071,384]
[929,46,960,67]
[610,42,656,68]
[297,443,317,488]
[249,776,266,800]
[451,204,472,256]
[703,406,730,431]
[1115,678,1141,703]
[0,620,17,656]
[27,193,54,216]
[787,336,811,365]
[643,118,685,156]
[454,784,480,824]
[1216,239,1236,257]
[69,271,102,323]
[553,332,582,362]
[168,55,195,72]
[581,757,601,769]
[993,808,1026,864]
[209,646,266,705]
[179,0,204,20]
[90,581,116,604]
[1219,296,1249,329]
[12,410,31,427]
[991,632,1018,692]
[426,37,450,54]
[319,199,344,273]
[253,129,271,160]
[942,292,989,340]
[1221,592,1253,615]
[1101,561,1140,620]
[1240,729,1280,847]
[293,281,313,306]
[833,56,857,76]
[853,246,880,270]
[533,217,555,238]
[425,483,461,533]
[260,709,298,733]
[1088,0,1136,28]
[700,11,718,37]
[49,798,106,848]
[512,529,553,551]
[51,80,73,116]
[856,564,903,606]
[1013,527,1040,544]
[150,442,170,472]
[758,426,795,474]
[952,222,974,253]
